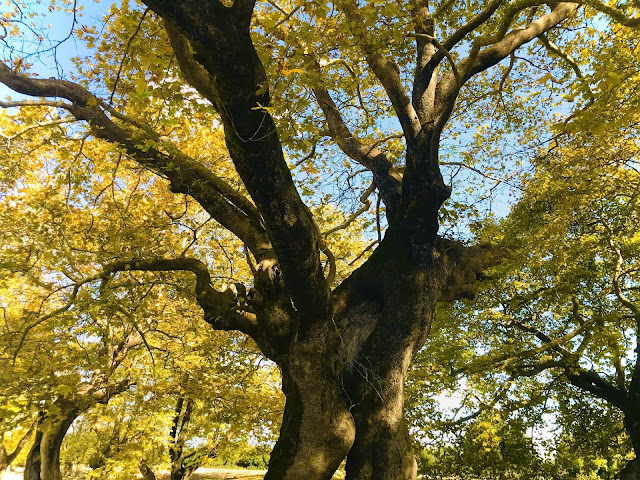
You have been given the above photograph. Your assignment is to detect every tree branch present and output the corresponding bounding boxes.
[141,1,331,328]
[311,82,402,219]
[0,117,77,142]
[537,33,585,80]
[323,183,376,237]
[579,0,640,28]
[565,367,627,409]
[102,257,260,337]
[411,1,439,125]
[458,313,595,376]
[609,242,640,395]
[9,274,104,363]
[6,419,36,464]
[436,3,579,131]
[413,0,505,121]
[0,62,273,261]
[338,0,422,140]
[162,20,218,105]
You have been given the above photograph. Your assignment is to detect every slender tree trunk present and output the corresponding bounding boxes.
[0,422,36,479]
[23,429,42,480]
[23,410,78,480]
[621,406,640,480]
[0,448,7,480]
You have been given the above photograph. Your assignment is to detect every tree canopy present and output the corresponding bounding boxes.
[1,0,640,479]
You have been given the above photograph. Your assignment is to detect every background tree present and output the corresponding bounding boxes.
[0,421,35,479]
[430,23,640,474]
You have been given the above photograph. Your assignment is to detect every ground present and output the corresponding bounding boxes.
[3,467,267,480]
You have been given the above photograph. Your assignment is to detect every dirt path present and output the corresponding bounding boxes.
[191,467,266,479]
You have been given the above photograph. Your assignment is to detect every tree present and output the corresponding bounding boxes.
[0,421,35,479]
[1,1,639,479]
[442,64,640,476]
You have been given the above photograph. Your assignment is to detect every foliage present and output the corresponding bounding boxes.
[1,0,640,479]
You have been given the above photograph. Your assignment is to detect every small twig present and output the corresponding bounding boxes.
[109,8,150,104]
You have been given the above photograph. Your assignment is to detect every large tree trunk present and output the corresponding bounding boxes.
[39,412,78,480]
[265,322,356,480]
[266,224,451,480]
[341,244,445,480]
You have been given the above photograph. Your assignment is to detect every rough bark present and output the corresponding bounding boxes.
[139,461,158,480]
[21,378,130,480]
[38,412,79,480]
[265,330,356,480]
[336,226,448,480]
[621,459,640,480]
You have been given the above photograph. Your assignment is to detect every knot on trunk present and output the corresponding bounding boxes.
[254,259,284,294]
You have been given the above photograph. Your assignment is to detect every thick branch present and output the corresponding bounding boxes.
[0,63,272,261]
[565,367,627,409]
[338,0,422,140]
[439,240,512,301]
[413,0,504,120]
[102,257,259,336]
[163,20,218,105]
[311,84,402,218]
[436,3,578,129]
[140,1,331,328]
[579,0,640,28]
[440,0,506,53]
[411,1,439,124]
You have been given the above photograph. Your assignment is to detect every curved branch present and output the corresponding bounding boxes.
[579,0,640,28]
[323,183,376,237]
[435,3,579,133]
[537,33,585,80]
[102,257,260,336]
[416,0,506,110]
[311,83,402,218]
[0,62,273,261]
